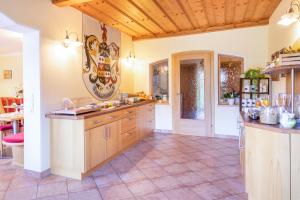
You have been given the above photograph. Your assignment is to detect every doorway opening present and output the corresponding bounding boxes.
[0,12,42,173]
[172,51,214,136]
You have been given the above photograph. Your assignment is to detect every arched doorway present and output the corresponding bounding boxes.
[0,12,44,174]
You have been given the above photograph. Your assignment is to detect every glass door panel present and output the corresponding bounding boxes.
[180,59,205,120]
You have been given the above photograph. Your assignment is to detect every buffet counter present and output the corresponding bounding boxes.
[241,112,300,200]
[46,101,155,180]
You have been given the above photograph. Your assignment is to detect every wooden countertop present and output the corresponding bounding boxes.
[46,100,154,120]
[240,112,300,134]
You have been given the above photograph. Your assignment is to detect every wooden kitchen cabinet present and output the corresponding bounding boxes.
[291,133,300,200]
[49,101,155,180]
[137,103,155,139]
[245,126,290,200]
[85,126,106,171]
[106,121,120,158]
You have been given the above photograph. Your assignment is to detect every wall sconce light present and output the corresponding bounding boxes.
[127,51,136,65]
[63,31,83,48]
[278,0,300,26]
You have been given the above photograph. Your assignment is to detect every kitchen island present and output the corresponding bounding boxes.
[240,112,300,200]
[46,100,155,180]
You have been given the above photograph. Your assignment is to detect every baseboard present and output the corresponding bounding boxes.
[24,168,51,179]
[154,129,172,134]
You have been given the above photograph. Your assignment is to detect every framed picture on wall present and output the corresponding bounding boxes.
[3,69,12,79]
[218,54,244,105]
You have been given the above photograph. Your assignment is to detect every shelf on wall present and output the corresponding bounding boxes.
[262,65,300,75]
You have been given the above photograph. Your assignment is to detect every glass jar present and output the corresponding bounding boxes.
[260,106,279,125]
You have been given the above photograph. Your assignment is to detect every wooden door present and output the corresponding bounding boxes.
[106,121,120,158]
[85,126,106,171]
[245,126,290,200]
[172,51,213,136]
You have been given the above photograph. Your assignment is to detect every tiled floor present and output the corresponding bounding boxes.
[0,133,247,200]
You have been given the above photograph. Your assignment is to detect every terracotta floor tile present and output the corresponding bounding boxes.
[119,169,146,183]
[140,167,169,179]
[99,183,133,200]
[37,182,68,198]
[182,161,208,172]
[174,172,208,186]
[38,175,67,185]
[9,175,38,189]
[163,188,202,200]
[163,163,191,175]
[134,158,159,169]
[36,194,68,200]
[217,165,242,178]
[94,173,123,188]
[191,182,230,200]
[135,192,168,200]
[0,180,10,191]
[126,179,159,196]
[213,178,245,195]
[0,133,244,200]
[4,186,37,200]
[195,168,228,182]
[67,177,96,193]
[152,157,177,166]
[68,189,102,200]
[151,175,182,191]
[224,192,248,200]
[92,164,115,177]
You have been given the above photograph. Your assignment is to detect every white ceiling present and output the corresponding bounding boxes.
[0,28,22,56]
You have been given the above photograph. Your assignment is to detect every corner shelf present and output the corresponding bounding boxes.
[262,64,300,114]
[262,65,300,75]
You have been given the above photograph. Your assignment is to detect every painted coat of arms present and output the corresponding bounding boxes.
[82,23,120,100]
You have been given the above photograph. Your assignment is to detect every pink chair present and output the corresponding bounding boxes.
[2,133,24,166]
[0,125,13,156]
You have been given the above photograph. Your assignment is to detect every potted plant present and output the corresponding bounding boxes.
[224,92,235,105]
[233,91,240,104]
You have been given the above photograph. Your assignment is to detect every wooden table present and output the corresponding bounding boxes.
[0,113,23,134]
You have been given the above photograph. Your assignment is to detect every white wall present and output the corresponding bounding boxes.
[0,54,23,96]
[134,26,269,136]
[0,0,133,173]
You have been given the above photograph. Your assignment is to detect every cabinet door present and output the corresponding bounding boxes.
[136,105,146,139]
[245,126,290,200]
[106,121,120,158]
[291,133,300,200]
[85,126,106,171]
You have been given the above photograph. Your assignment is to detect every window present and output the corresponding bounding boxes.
[218,54,244,105]
[150,59,169,104]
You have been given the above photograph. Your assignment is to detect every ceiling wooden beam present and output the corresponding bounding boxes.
[103,0,156,36]
[133,19,269,40]
[176,0,197,29]
[74,3,140,37]
[201,0,215,26]
[127,0,167,33]
[225,0,236,24]
[52,0,92,7]
[152,0,181,31]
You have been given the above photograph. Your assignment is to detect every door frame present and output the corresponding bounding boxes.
[171,51,215,137]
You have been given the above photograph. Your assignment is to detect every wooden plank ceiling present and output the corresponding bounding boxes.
[53,0,281,40]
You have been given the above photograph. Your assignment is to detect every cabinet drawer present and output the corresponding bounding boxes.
[120,128,137,150]
[121,115,136,133]
[85,112,122,130]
